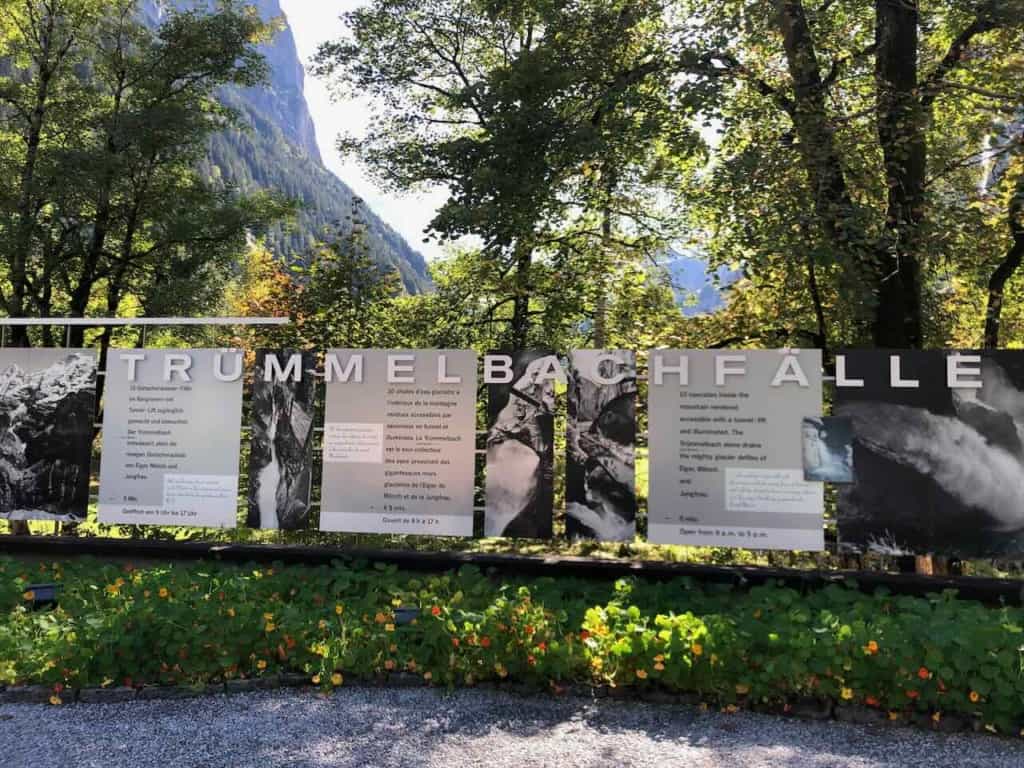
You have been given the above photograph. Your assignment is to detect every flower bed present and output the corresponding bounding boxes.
[1,556,1022,735]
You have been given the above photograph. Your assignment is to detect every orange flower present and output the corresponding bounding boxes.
[654,654,665,663]
[423,671,433,682]
[636,669,648,679]
[691,643,703,656]
[527,655,537,666]
[256,660,267,670]
[22,591,35,601]
[49,695,62,706]
[969,691,981,703]
[524,625,535,636]
[158,587,169,599]
[537,642,547,653]
[311,674,321,685]
[481,636,491,649]
[431,606,442,617]
[906,690,920,699]
[451,637,460,648]
[864,640,879,655]
[865,696,880,708]
[580,630,590,641]
[374,612,388,624]
[654,662,665,671]
[917,667,930,680]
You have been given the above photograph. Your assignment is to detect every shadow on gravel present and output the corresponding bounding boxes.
[3,687,1023,768]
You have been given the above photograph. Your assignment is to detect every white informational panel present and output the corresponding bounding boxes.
[647,349,824,551]
[97,349,244,528]
[320,349,478,536]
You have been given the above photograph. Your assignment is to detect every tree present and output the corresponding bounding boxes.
[315,0,699,347]
[673,0,1024,349]
[0,0,285,346]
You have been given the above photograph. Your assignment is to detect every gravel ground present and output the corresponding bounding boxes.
[2,686,1023,768]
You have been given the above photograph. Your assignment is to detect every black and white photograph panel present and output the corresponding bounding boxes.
[566,350,637,541]
[484,350,557,539]
[0,349,97,522]
[836,350,1024,558]
[801,416,854,484]
[247,350,317,531]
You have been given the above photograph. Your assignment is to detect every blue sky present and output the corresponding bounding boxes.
[279,1,450,261]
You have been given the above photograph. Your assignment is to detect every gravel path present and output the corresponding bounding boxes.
[2,687,1023,768]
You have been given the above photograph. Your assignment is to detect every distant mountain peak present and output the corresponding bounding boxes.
[140,0,431,292]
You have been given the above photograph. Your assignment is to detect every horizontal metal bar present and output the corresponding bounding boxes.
[0,317,290,327]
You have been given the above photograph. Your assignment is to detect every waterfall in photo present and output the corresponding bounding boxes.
[258,394,280,529]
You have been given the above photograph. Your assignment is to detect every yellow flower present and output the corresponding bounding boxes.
[158,587,169,599]
[389,644,398,653]
[265,622,276,632]
[335,604,344,615]
[969,690,981,703]
[841,687,854,701]
[318,620,327,630]
[654,662,665,671]
[331,672,343,686]
[49,695,61,706]
[888,711,900,721]
[391,598,402,607]
[753,609,762,619]
[385,623,395,633]
[114,577,125,587]
[932,712,942,724]
[22,591,35,601]
[735,684,749,695]
[591,657,603,670]
[256,660,267,670]
[691,643,703,656]
[227,607,235,617]
[723,704,739,714]
[311,674,321,685]
[143,590,151,599]
[105,584,120,595]
[263,612,274,621]
[710,654,719,666]
[635,669,648,679]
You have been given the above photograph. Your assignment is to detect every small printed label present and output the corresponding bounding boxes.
[725,468,821,515]
[323,422,385,463]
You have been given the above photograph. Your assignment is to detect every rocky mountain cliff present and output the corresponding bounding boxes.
[141,0,431,293]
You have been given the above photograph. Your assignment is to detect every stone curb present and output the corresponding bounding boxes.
[0,678,989,736]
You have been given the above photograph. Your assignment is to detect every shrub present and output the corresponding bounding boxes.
[1,557,1022,735]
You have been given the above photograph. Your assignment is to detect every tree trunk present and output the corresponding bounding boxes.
[983,174,1024,348]
[509,241,533,348]
[872,0,926,348]
[774,1,875,336]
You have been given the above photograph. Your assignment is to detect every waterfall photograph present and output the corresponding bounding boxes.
[837,351,1024,557]
[247,350,317,530]
[484,351,556,539]
[0,349,97,522]
[566,350,637,541]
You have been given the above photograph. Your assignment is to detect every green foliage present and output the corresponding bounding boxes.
[4,556,1024,735]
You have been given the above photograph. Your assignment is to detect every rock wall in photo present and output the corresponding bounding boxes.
[485,351,556,539]
[247,350,317,530]
[0,349,97,522]
[565,350,637,541]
